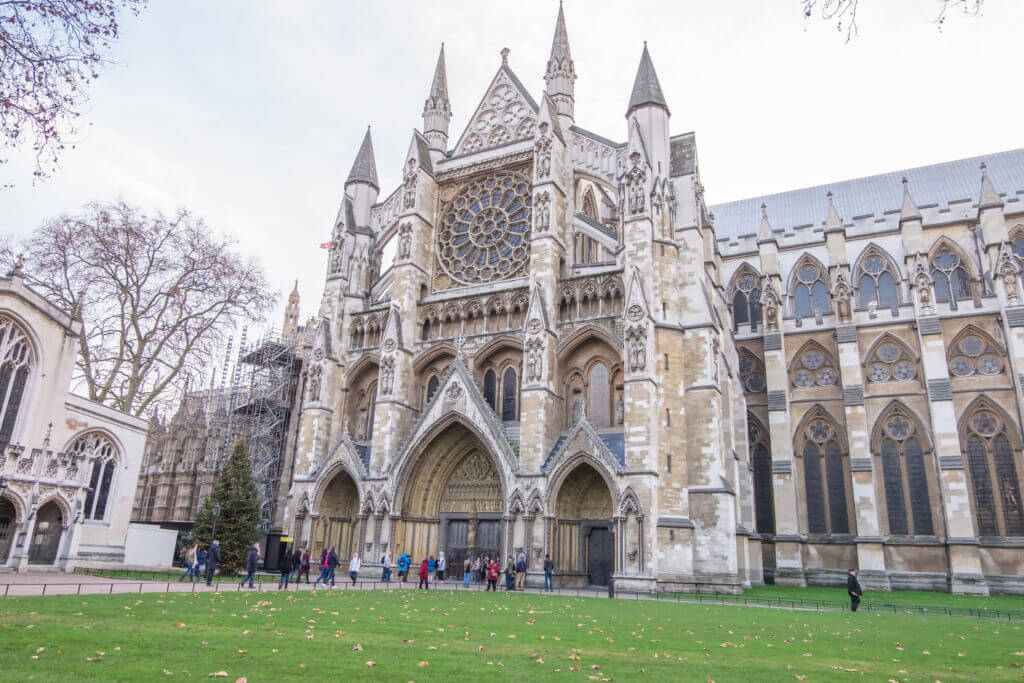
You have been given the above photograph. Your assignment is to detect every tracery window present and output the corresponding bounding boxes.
[749,416,774,535]
[74,433,118,521]
[791,345,839,389]
[963,407,1024,537]
[1012,231,1024,258]
[501,367,518,422]
[948,331,1004,378]
[856,251,900,313]
[877,411,933,536]
[791,260,830,320]
[483,369,497,412]
[436,171,532,286]
[931,248,972,308]
[865,338,917,383]
[731,270,763,330]
[581,190,598,220]
[738,350,766,394]
[800,414,849,535]
[426,376,440,405]
[588,363,610,427]
[0,316,33,449]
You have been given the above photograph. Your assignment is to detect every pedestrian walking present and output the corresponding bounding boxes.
[291,546,303,584]
[398,552,410,582]
[472,556,482,584]
[428,554,436,581]
[204,540,220,586]
[504,555,515,591]
[313,549,331,587]
[327,547,340,587]
[515,551,527,591]
[299,548,311,583]
[279,545,294,590]
[419,557,430,589]
[349,554,361,585]
[381,551,392,583]
[197,547,207,575]
[486,557,499,591]
[847,568,863,612]
[241,542,259,588]
[543,553,554,591]
[437,551,446,582]
[462,557,472,587]
[179,544,199,582]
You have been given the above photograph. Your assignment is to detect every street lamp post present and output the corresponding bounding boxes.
[607,518,615,599]
[211,502,221,543]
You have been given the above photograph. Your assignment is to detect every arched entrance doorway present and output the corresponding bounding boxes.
[28,501,63,565]
[311,469,359,563]
[553,461,614,586]
[396,422,504,575]
[0,496,17,564]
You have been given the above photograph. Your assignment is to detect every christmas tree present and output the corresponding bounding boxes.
[192,439,261,573]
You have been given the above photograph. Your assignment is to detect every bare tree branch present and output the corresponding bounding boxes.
[0,0,146,187]
[802,0,984,42]
[1,201,277,416]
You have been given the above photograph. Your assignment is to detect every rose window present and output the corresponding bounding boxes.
[948,333,1003,377]
[437,172,532,285]
[865,338,916,383]
[792,347,839,388]
[739,352,766,393]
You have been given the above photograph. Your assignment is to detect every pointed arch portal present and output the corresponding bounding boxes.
[312,468,359,563]
[394,422,505,574]
[551,460,615,586]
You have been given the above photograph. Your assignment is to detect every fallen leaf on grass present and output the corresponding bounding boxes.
[207,672,228,677]
[365,661,375,667]
[235,679,246,683]
[352,644,363,651]
[418,661,430,667]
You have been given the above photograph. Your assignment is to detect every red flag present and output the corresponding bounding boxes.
[319,241,332,249]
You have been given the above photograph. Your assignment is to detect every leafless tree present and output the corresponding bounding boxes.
[1,0,146,186]
[802,0,984,42]
[1,202,276,416]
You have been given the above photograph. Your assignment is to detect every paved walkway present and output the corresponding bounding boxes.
[2,573,1020,622]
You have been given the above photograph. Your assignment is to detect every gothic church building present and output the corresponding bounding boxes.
[277,6,1024,593]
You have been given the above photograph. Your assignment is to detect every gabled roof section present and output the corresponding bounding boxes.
[627,43,669,116]
[452,53,540,156]
[541,420,625,473]
[711,148,1024,241]
[346,127,380,189]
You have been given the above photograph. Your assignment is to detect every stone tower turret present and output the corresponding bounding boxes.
[423,43,452,158]
[544,2,576,130]
[345,127,380,227]
[282,279,300,338]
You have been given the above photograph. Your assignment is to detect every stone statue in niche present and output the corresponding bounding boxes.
[380,357,395,395]
[307,365,322,402]
[357,411,367,441]
[397,222,412,260]
[525,339,543,382]
[996,242,1020,305]
[626,326,646,372]
[534,125,551,179]
[615,396,624,425]
[625,152,646,215]
[912,252,933,314]
[831,268,853,322]
[534,191,550,232]
[402,159,418,210]
[572,398,586,425]
[761,280,780,331]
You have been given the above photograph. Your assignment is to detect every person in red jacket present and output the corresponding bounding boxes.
[418,557,430,589]
[485,558,500,591]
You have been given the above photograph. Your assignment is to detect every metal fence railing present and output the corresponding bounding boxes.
[0,571,1014,623]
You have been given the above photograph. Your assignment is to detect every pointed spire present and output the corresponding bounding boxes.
[289,279,299,301]
[545,2,577,123]
[899,176,921,222]
[824,191,842,231]
[758,203,775,243]
[423,44,452,152]
[979,162,1002,209]
[345,127,379,190]
[627,42,669,116]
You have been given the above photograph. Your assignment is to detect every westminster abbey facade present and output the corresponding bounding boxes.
[251,6,1024,593]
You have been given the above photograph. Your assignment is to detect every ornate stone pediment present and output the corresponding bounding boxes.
[452,60,539,156]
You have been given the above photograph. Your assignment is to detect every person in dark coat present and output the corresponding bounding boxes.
[543,553,554,592]
[205,540,221,586]
[327,547,340,587]
[291,546,303,583]
[299,548,311,583]
[241,542,259,588]
[278,545,294,590]
[847,569,863,612]
[418,557,430,589]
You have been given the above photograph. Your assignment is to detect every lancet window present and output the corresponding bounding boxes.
[791,259,830,320]
[0,316,33,448]
[74,432,118,521]
[731,268,763,331]
[749,416,774,535]
[962,406,1024,537]
[799,412,849,535]
[855,249,900,313]
[875,409,933,536]
[931,247,972,308]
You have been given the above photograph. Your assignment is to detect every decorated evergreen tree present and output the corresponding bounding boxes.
[192,440,261,573]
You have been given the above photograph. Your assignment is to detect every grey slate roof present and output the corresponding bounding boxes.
[670,134,696,177]
[710,148,1024,241]
[346,128,379,189]
[354,443,371,472]
[541,430,625,471]
[627,44,668,115]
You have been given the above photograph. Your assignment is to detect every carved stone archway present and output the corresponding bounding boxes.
[550,460,615,586]
[392,421,505,577]
[310,468,360,564]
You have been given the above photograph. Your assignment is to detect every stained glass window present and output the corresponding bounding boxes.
[71,433,118,521]
[749,417,775,535]
[588,363,610,427]
[801,415,849,535]
[931,248,972,308]
[732,270,763,330]
[963,409,1024,537]
[792,261,830,320]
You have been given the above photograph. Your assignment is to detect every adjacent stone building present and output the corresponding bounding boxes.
[248,7,1024,593]
[0,267,149,570]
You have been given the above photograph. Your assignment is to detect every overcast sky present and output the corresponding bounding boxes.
[3,0,1022,328]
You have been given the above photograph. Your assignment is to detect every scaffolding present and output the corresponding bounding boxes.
[200,328,301,526]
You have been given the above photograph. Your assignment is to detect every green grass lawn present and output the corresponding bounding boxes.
[2,589,1023,681]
